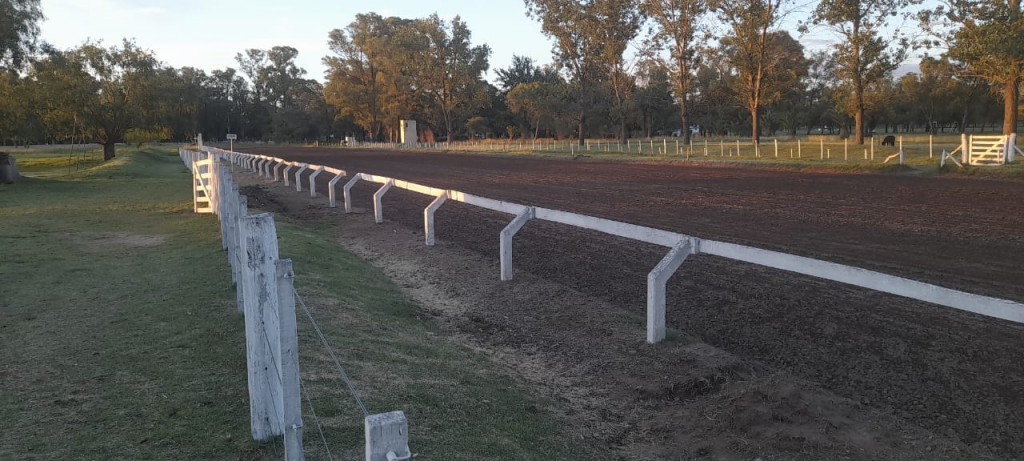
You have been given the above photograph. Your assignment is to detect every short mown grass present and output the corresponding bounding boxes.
[1,147,599,460]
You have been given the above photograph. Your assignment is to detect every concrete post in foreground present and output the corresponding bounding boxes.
[240,213,284,441]
[646,239,694,344]
[235,195,248,314]
[500,207,535,281]
[276,259,304,461]
[365,411,411,461]
[424,191,448,246]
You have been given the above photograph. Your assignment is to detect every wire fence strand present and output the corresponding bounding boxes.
[295,289,370,418]
[300,378,335,461]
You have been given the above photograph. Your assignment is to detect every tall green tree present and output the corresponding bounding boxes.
[923,0,1024,135]
[525,0,640,145]
[414,14,491,141]
[33,41,163,160]
[809,0,919,144]
[324,14,425,141]
[642,0,710,144]
[0,0,43,69]
[715,0,793,143]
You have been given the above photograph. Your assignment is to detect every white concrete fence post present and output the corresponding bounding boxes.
[294,164,309,192]
[239,212,284,441]
[646,239,694,344]
[374,179,395,224]
[365,411,411,461]
[424,191,449,246]
[961,133,969,165]
[275,259,304,461]
[343,175,361,213]
[327,169,346,208]
[500,207,536,281]
[274,161,286,182]
[309,166,324,198]
[283,163,295,187]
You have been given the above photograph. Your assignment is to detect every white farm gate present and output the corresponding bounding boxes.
[943,134,1021,167]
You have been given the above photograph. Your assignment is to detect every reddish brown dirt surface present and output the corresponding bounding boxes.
[247,146,1024,457]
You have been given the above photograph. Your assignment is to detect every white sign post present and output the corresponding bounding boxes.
[227,133,237,152]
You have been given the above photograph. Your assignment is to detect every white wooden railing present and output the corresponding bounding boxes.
[211,147,1024,345]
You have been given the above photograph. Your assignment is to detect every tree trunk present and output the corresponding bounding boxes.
[578,112,586,146]
[1003,79,1018,135]
[750,107,759,144]
[680,101,691,145]
[103,142,116,161]
[619,116,627,145]
[855,98,865,145]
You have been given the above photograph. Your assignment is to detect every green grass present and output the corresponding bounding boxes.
[0,147,599,460]
[270,218,599,460]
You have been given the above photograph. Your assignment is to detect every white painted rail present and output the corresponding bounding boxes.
[218,148,1024,343]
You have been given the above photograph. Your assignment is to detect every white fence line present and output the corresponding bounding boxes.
[216,148,1024,345]
[188,146,410,461]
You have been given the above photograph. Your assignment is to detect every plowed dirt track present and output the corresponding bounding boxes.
[247,146,1024,457]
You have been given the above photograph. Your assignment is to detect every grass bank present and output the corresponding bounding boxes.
[0,148,595,459]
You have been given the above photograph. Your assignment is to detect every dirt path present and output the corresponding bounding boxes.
[242,147,1024,457]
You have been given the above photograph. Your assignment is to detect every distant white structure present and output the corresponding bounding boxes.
[400,120,417,146]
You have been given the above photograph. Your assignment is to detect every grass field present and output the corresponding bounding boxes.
[0,148,596,459]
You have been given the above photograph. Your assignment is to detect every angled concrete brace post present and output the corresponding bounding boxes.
[343,175,361,213]
[264,157,276,177]
[373,179,395,224]
[500,207,536,281]
[327,171,346,208]
[273,161,286,182]
[423,191,449,246]
[647,239,695,344]
[283,163,295,186]
[294,164,309,192]
[254,157,264,176]
[309,166,324,197]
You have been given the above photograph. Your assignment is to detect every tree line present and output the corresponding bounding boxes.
[0,0,1020,159]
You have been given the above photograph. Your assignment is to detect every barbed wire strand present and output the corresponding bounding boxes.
[300,378,335,461]
[294,289,370,418]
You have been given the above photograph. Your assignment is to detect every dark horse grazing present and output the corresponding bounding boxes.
[882,135,896,146]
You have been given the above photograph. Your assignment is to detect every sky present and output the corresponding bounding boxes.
[38,0,930,84]
[38,0,556,83]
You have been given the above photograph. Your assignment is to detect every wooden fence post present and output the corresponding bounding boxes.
[276,259,304,461]
[236,195,248,314]
[240,212,284,441]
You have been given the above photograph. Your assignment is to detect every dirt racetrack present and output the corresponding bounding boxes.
[247,146,1024,457]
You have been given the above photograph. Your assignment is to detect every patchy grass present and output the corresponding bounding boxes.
[270,219,600,460]
[0,148,269,459]
[1,147,598,460]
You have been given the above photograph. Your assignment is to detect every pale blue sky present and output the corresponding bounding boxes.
[38,0,555,82]
[38,0,931,83]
